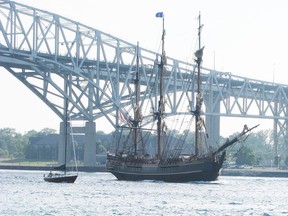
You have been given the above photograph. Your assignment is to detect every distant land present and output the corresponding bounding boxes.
[0,162,288,178]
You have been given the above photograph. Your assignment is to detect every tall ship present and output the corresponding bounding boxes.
[106,13,258,182]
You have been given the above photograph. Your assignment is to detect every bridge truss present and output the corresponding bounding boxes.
[1,1,288,164]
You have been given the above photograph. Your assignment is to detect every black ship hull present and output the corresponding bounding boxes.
[107,152,226,182]
[44,174,78,183]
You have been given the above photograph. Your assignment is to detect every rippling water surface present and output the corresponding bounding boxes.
[0,170,287,215]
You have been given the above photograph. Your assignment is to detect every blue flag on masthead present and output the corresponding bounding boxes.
[155,12,164,18]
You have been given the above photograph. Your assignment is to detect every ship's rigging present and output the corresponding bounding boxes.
[106,12,258,182]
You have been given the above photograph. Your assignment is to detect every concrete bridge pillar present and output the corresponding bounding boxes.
[58,121,97,166]
[58,121,71,165]
[205,105,220,149]
[204,92,220,149]
[83,121,97,166]
[285,119,288,166]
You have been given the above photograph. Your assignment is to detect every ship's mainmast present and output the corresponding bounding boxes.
[133,42,141,155]
[194,13,204,156]
[156,12,165,159]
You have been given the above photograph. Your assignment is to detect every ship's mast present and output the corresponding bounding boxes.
[194,13,204,156]
[133,42,141,155]
[135,42,140,115]
[157,14,165,159]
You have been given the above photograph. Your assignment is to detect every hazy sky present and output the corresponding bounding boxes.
[0,0,287,135]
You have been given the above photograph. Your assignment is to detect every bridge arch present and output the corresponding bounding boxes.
[1,1,288,166]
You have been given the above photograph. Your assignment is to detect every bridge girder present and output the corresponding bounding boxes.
[1,1,288,159]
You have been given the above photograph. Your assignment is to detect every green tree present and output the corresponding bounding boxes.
[0,138,9,157]
[96,140,106,154]
[242,130,274,166]
[274,155,281,167]
[226,129,274,166]
[285,156,288,167]
[0,128,26,158]
[235,146,255,166]
[38,128,57,136]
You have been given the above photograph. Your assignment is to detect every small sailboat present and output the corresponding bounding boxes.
[106,13,258,182]
[44,83,78,183]
[44,163,78,183]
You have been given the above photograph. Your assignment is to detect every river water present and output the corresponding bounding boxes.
[0,169,287,215]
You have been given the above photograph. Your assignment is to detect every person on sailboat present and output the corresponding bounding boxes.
[48,171,53,177]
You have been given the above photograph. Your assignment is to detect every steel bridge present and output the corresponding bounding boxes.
[1,1,288,166]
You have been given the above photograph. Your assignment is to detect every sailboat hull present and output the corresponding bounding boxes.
[107,152,225,182]
[44,174,78,183]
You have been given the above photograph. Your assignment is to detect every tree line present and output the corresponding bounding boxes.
[0,128,57,158]
[0,127,285,167]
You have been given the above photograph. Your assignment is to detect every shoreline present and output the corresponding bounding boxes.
[1,165,288,178]
[221,167,288,178]
[0,165,107,172]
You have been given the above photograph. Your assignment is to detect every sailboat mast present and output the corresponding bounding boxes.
[194,13,204,156]
[64,78,69,175]
[157,15,165,159]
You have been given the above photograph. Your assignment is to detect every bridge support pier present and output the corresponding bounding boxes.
[285,119,288,166]
[58,121,97,167]
[205,92,221,149]
[83,121,97,166]
[206,112,220,150]
[58,121,71,165]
